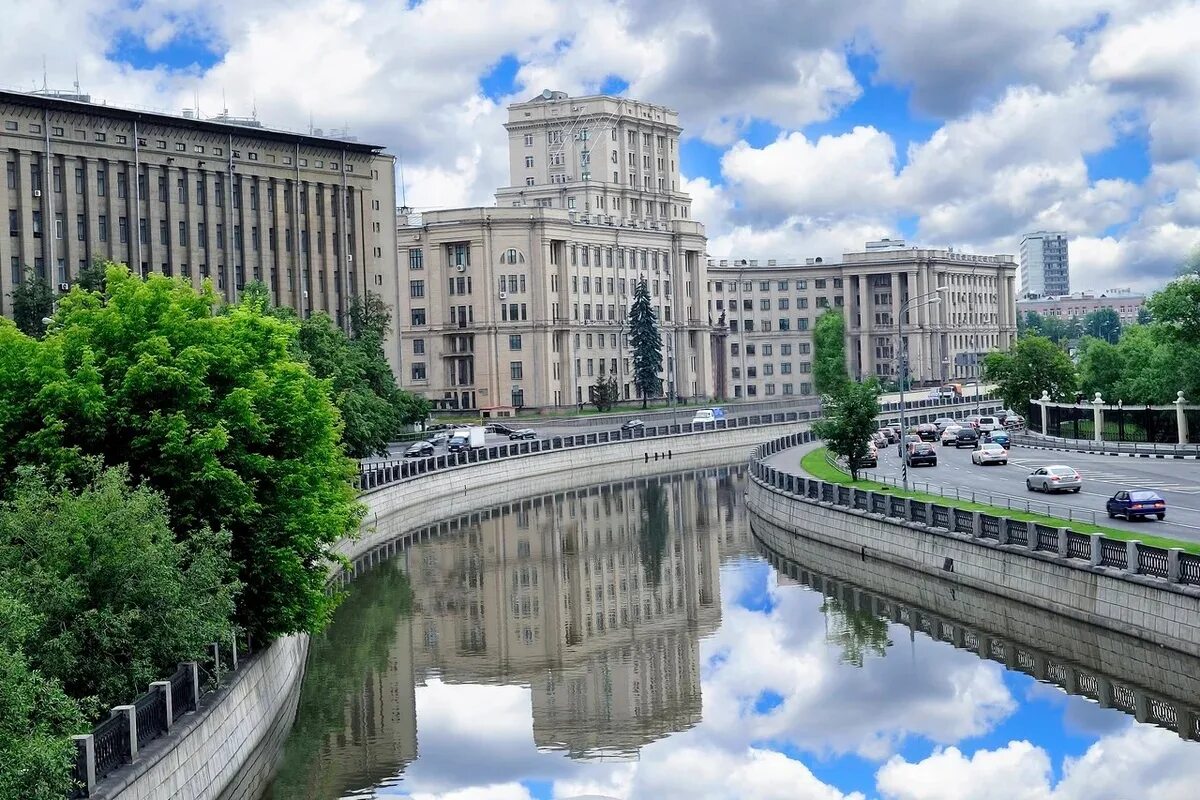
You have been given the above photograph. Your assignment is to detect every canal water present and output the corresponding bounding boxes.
[262,465,1200,800]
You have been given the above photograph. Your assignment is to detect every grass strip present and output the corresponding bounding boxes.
[797,447,1200,555]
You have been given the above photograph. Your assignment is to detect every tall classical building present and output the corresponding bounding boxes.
[396,90,710,412]
[706,243,1018,398]
[0,88,401,372]
[1019,230,1070,298]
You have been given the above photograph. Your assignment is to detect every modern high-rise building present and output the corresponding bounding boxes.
[1019,231,1069,298]
[706,244,1019,396]
[0,88,401,373]
[396,90,711,412]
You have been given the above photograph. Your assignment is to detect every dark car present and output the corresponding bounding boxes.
[985,430,1012,448]
[425,423,451,431]
[878,426,898,444]
[906,443,938,467]
[954,428,980,448]
[487,422,516,435]
[1106,489,1166,520]
[509,428,537,440]
[404,441,435,458]
[621,419,645,431]
[916,423,939,442]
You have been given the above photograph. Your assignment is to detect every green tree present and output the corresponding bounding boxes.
[9,272,53,338]
[1147,274,1200,345]
[75,259,109,294]
[1136,306,1152,325]
[813,379,881,480]
[820,595,891,667]
[0,591,86,800]
[1076,337,1124,401]
[0,265,363,640]
[590,375,619,412]
[982,335,1077,411]
[0,466,238,714]
[629,277,662,408]
[813,309,849,395]
[1081,308,1122,344]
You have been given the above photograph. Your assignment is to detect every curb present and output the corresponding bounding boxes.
[1015,441,1200,460]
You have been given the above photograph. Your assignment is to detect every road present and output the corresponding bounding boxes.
[862,439,1200,543]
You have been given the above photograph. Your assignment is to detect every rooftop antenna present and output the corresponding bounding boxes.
[74,60,80,95]
[398,156,408,207]
[42,55,48,91]
[308,111,314,135]
[222,87,228,117]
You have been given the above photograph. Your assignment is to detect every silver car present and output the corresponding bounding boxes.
[971,442,1009,465]
[1026,465,1082,493]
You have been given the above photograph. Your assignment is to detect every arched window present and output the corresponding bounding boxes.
[501,248,526,265]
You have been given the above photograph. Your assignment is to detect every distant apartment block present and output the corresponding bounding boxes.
[1,88,400,372]
[706,245,1018,397]
[1016,289,1146,326]
[1020,231,1070,297]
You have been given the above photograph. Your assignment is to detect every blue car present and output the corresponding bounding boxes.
[985,430,1011,448]
[1106,489,1166,521]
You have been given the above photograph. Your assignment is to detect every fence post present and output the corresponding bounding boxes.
[1089,534,1103,566]
[1039,391,1050,436]
[151,680,174,728]
[996,517,1009,545]
[970,511,982,537]
[72,734,96,794]
[1166,547,1183,582]
[1092,393,1105,442]
[209,642,221,688]
[182,661,200,713]
[1025,520,1038,550]
[1125,540,1141,574]
[112,704,138,761]
[1057,527,1069,558]
[1177,392,1189,445]
[230,630,239,671]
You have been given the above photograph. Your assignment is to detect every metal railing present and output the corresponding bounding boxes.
[359,393,1000,491]
[1010,431,1200,458]
[748,431,1200,587]
[69,633,252,798]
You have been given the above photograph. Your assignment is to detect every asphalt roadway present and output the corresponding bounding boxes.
[859,440,1200,543]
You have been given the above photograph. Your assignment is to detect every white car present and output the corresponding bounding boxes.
[971,442,1009,465]
[977,415,1000,432]
[1026,465,1083,493]
[940,425,962,444]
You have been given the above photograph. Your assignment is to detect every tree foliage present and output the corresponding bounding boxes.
[591,375,620,412]
[1019,310,1080,344]
[1081,307,1122,344]
[0,466,238,714]
[629,277,662,409]
[982,335,1077,411]
[9,272,54,338]
[813,309,849,395]
[813,379,881,480]
[0,265,363,639]
[820,595,891,667]
[0,591,85,800]
[1147,274,1200,346]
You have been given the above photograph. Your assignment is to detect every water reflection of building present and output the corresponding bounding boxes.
[406,469,729,758]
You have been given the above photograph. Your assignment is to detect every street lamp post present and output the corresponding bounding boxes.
[898,286,948,493]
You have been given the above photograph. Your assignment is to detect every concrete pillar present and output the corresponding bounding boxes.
[1096,676,1114,708]
[1025,520,1038,550]
[150,680,174,727]
[1126,540,1141,574]
[1089,534,1103,566]
[1169,548,1183,582]
[997,519,1009,545]
[111,704,138,760]
[1177,392,1188,445]
[72,734,96,793]
[1092,392,1105,442]
[181,661,200,714]
[1040,391,1050,435]
[970,511,982,537]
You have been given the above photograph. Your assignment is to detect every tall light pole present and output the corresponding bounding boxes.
[898,286,947,492]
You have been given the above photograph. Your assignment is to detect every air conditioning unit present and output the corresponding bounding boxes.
[499,290,508,300]
[456,264,466,272]
[33,189,42,198]
[58,282,70,292]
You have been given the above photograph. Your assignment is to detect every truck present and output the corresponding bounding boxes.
[448,426,487,452]
[690,407,727,426]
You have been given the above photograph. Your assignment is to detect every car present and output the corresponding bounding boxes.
[425,423,451,432]
[427,432,451,446]
[509,428,537,440]
[933,417,958,432]
[899,434,921,456]
[1004,412,1026,430]
[1106,489,1166,520]
[1026,465,1082,493]
[964,415,984,429]
[691,409,717,425]
[977,415,1000,432]
[621,419,645,431]
[971,442,1009,465]
[487,422,516,435]
[404,441,435,458]
[447,433,470,453]
[985,430,1012,448]
[906,443,938,467]
[859,442,879,469]
[916,423,939,442]
[940,424,963,444]
[953,428,980,448]
[878,426,898,444]
[870,431,888,448]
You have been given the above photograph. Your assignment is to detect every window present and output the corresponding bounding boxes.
[409,248,424,269]
[98,215,108,242]
[410,280,425,298]
[525,156,534,168]
[413,339,425,355]
[411,308,427,325]
[510,362,524,380]
[8,209,17,236]
[411,362,427,381]
[118,216,128,243]
[524,134,533,147]
[779,298,789,310]
[815,279,826,289]
[509,334,522,350]
[526,177,535,186]
[760,299,770,311]
[3,121,15,131]
[5,161,14,189]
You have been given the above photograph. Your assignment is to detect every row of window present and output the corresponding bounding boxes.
[714,296,837,311]
[731,362,810,378]
[732,383,812,398]
[712,278,844,292]
[730,342,811,357]
[728,316,821,333]
[571,274,670,297]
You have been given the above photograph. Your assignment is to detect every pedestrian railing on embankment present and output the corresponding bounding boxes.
[358,393,1000,491]
[750,430,1200,587]
[1010,431,1200,458]
[69,634,253,798]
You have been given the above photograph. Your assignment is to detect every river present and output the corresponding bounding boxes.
[260,464,1200,799]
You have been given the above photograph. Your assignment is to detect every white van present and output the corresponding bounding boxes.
[977,415,1000,433]
[691,409,716,425]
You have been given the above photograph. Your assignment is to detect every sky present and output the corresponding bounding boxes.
[9,0,1200,293]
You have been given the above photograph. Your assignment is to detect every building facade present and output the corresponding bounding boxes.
[397,90,710,412]
[706,245,1018,397]
[1019,230,1070,297]
[1016,290,1146,326]
[1,88,401,372]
